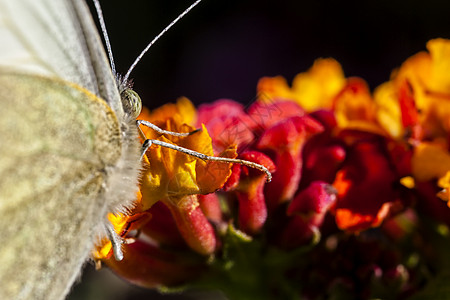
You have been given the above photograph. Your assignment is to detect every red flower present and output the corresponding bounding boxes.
[257,114,324,208]
[197,99,255,153]
[235,151,276,234]
[332,132,406,232]
[280,181,337,248]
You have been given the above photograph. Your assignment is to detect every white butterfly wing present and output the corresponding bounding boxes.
[0,0,141,299]
[0,0,124,117]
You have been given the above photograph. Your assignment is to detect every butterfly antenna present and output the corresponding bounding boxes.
[122,0,202,85]
[93,0,117,76]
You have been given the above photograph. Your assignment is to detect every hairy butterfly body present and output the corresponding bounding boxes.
[0,0,141,298]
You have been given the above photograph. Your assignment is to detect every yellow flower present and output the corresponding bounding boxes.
[333,78,384,134]
[257,58,346,111]
[94,97,236,260]
[374,81,403,138]
[372,39,450,189]
[257,59,383,134]
[375,39,450,139]
[412,142,450,182]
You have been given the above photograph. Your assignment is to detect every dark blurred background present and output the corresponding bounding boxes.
[92,0,450,109]
[70,0,450,299]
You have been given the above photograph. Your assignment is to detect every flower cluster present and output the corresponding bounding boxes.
[95,39,450,299]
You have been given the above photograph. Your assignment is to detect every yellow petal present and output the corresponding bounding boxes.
[257,58,346,112]
[292,58,346,111]
[412,142,450,181]
[437,171,450,203]
[257,76,296,102]
[374,81,403,138]
[400,176,415,189]
[427,38,450,93]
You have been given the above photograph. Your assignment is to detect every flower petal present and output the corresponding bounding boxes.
[258,116,323,207]
[412,142,450,181]
[333,140,403,232]
[258,58,346,112]
[164,195,217,255]
[104,239,205,289]
[235,151,275,234]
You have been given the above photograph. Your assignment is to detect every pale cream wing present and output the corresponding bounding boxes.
[0,1,141,299]
[0,73,123,300]
[0,0,124,117]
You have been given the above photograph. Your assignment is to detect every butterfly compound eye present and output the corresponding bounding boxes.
[121,89,142,119]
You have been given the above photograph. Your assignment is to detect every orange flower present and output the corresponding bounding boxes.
[375,39,450,140]
[332,136,405,232]
[257,60,384,134]
[333,78,383,134]
[96,98,237,266]
[374,39,450,197]
[138,97,236,254]
[257,58,346,111]
[138,99,237,209]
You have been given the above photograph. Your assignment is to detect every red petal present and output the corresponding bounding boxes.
[248,100,305,130]
[198,193,223,224]
[105,240,205,289]
[258,116,323,207]
[399,80,419,128]
[237,175,267,234]
[333,141,402,232]
[235,151,275,234]
[302,136,346,186]
[197,99,255,152]
[223,163,241,191]
[287,181,337,218]
[398,79,423,143]
[278,216,319,249]
[165,195,217,255]
[140,202,186,248]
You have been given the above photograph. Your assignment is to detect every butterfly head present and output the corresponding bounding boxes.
[120,88,142,119]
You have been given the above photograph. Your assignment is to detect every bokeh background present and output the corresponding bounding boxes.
[69,0,450,299]
[92,0,450,109]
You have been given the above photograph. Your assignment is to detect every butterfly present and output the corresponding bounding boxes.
[0,1,274,299]
[0,0,148,298]
[0,0,202,298]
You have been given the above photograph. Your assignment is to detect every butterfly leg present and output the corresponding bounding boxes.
[139,138,273,182]
[137,119,272,181]
[136,120,199,137]
[104,221,124,261]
